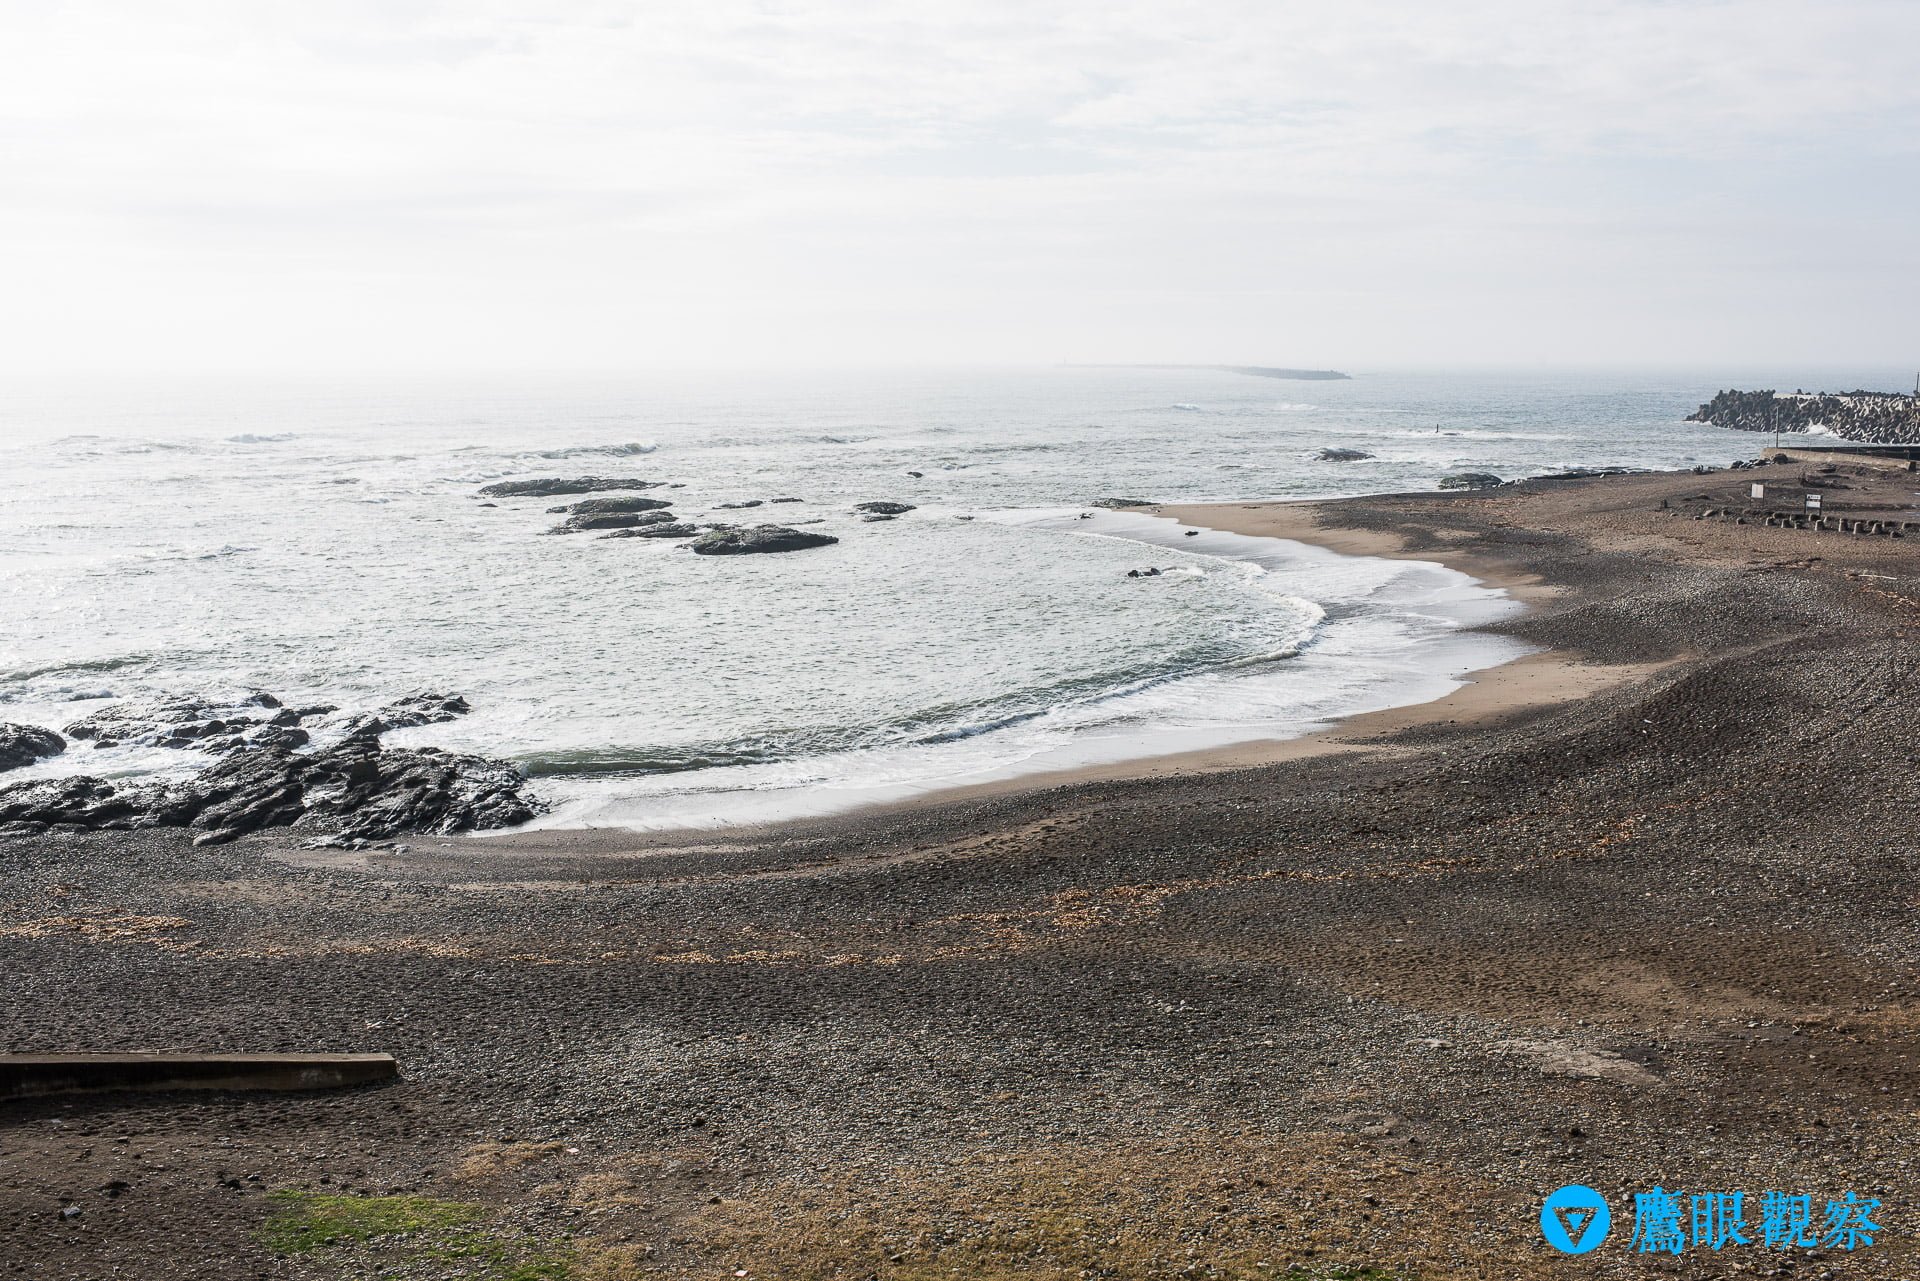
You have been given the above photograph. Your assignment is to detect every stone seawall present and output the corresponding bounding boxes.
[1687,388,1920,444]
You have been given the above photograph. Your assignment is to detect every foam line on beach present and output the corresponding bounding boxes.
[490,504,1533,833]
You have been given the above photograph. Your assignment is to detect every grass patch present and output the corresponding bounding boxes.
[261,1190,577,1279]
[262,1191,488,1255]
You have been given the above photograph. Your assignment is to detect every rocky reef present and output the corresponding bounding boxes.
[0,724,65,773]
[1687,389,1920,444]
[0,693,541,846]
[478,477,663,498]
[689,525,839,555]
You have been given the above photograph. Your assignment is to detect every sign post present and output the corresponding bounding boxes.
[1806,493,1823,513]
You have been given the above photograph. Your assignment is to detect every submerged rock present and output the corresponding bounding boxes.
[0,724,65,773]
[65,693,297,752]
[600,522,699,540]
[1316,448,1374,462]
[852,501,916,515]
[1092,497,1155,509]
[715,500,764,510]
[1439,472,1505,490]
[545,496,677,515]
[477,477,662,499]
[689,525,840,555]
[546,508,677,534]
[861,513,897,522]
[340,692,471,740]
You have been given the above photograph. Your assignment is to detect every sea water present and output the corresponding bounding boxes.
[0,365,1895,828]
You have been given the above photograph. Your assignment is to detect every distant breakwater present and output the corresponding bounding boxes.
[1688,389,1920,444]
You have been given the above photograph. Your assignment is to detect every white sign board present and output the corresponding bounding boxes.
[1806,493,1823,511]
[1751,483,1765,499]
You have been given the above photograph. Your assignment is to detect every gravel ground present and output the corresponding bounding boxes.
[4,466,1919,1280]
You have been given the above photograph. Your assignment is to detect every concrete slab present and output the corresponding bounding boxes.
[0,1052,398,1100]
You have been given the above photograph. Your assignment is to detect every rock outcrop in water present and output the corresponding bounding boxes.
[338,692,471,740]
[1687,389,1920,444]
[1439,472,1505,490]
[64,693,326,755]
[545,496,677,515]
[0,724,64,773]
[547,508,678,535]
[601,522,699,540]
[853,501,916,515]
[1092,497,1156,509]
[478,477,664,498]
[689,525,839,555]
[1316,448,1374,462]
[0,692,540,845]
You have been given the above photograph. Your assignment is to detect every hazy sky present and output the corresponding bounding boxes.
[3,1,1916,373]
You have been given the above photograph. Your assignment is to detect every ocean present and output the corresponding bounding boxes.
[0,365,1899,829]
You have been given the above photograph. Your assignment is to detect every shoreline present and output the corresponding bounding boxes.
[477,495,1635,849]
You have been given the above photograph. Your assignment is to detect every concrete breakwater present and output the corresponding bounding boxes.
[1688,388,1920,444]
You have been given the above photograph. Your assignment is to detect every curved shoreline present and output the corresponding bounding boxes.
[471,490,1660,850]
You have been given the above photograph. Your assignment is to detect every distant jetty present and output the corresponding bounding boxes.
[1074,364,1352,381]
[1688,388,1920,444]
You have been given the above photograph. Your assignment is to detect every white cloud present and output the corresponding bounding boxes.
[1,0,1915,370]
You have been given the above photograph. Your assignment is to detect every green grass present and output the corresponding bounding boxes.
[262,1191,489,1255]
[261,1190,578,1279]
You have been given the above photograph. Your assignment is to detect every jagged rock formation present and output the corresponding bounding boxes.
[1439,472,1505,490]
[1687,390,1920,444]
[0,692,542,845]
[0,725,64,773]
[63,693,327,755]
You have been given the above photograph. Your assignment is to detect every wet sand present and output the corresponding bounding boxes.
[6,463,1920,1279]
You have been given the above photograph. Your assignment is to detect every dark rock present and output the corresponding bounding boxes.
[65,695,307,751]
[767,497,804,503]
[689,525,840,555]
[1438,472,1505,490]
[544,496,676,515]
[477,477,663,499]
[1315,448,1374,462]
[0,731,540,845]
[1126,567,1163,578]
[0,775,153,831]
[340,692,470,740]
[715,500,764,510]
[600,522,699,540]
[861,513,897,522]
[906,471,924,477]
[546,509,677,534]
[0,724,65,773]
[852,501,916,515]
[1092,497,1155,509]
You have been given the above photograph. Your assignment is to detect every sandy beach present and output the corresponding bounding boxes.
[7,462,1920,1279]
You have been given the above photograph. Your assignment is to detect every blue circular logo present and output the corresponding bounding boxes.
[1541,1184,1612,1255]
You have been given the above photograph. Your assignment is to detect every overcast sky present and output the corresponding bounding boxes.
[3,1,1916,373]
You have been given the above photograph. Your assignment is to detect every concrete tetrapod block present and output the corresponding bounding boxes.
[0,1053,398,1100]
